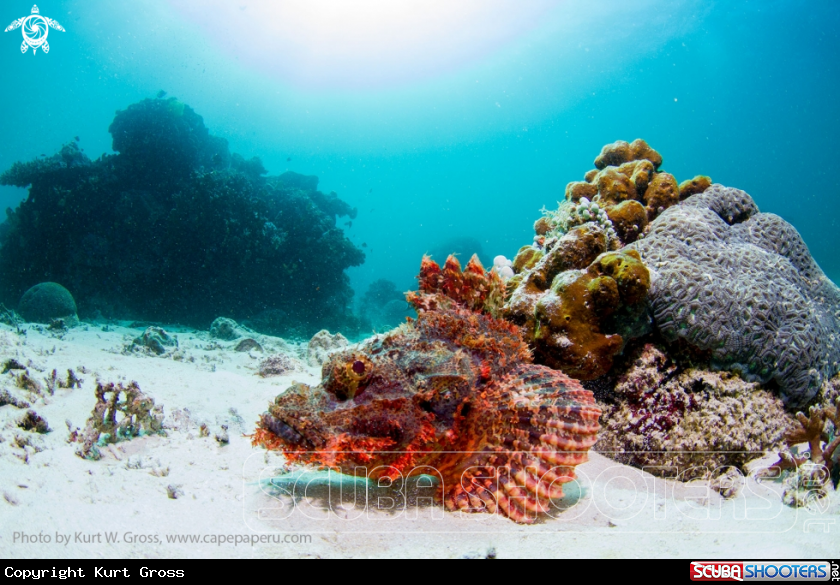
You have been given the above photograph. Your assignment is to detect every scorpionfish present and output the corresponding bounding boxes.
[253,255,601,524]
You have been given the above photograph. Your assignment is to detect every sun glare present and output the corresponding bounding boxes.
[170,0,558,88]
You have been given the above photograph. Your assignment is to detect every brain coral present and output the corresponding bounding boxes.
[18,282,79,327]
[628,184,840,407]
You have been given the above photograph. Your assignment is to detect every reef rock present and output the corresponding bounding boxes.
[596,343,793,478]
[209,317,242,341]
[132,327,178,356]
[17,282,79,327]
[254,291,600,524]
[306,330,349,367]
[628,184,840,407]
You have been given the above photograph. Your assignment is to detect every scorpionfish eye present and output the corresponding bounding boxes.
[325,353,374,401]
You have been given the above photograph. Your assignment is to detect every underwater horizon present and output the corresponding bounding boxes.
[2,0,839,321]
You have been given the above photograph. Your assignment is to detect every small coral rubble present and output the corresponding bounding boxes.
[75,381,164,460]
[18,410,50,434]
[131,327,178,356]
[258,353,304,377]
[44,368,83,394]
[209,317,242,341]
[234,338,263,353]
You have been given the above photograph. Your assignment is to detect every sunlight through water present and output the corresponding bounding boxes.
[169,0,559,88]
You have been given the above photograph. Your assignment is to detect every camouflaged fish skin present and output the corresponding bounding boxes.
[254,292,600,524]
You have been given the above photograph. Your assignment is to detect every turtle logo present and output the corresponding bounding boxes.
[5,5,65,54]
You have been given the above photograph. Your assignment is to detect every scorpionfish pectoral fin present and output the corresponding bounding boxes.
[442,364,601,524]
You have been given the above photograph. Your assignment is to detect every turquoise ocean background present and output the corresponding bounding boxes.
[1,0,838,312]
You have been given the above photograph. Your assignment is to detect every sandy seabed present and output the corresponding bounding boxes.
[0,322,837,559]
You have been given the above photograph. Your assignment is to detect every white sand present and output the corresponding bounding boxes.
[0,321,837,559]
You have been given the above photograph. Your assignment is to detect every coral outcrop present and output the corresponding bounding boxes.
[595,343,792,479]
[551,139,680,249]
[489,139,839,497]
[0,97,363,336]
[108,97,231,184]
[628,184,840,407]
[254,288,600,524]
[503,223,650,380]
[75,381,164,460]
[498,139,751,379]
[17,282,79,327]
[496,140,839,488]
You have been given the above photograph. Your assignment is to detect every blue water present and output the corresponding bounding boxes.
[1,0,838,312]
